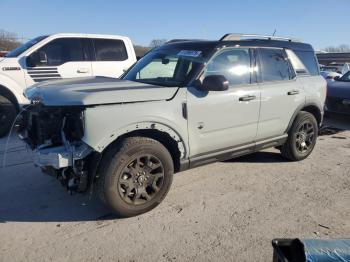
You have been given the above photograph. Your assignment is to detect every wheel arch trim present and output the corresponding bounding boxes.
[285,102,323,133]
[86,121,188,159]
[0,74,26,107]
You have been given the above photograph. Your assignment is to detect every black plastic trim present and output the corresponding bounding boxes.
[188,135,288,170]
[285,102,323,133]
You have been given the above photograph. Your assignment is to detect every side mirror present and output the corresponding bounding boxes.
[333,76,340,81]
[27,51,47,67]
[202,75,229,91]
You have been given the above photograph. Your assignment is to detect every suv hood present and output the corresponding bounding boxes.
[327,80,350,99]
[25,77,179,106]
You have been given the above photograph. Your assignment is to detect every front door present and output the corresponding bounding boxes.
[24,37,92,85]
[187,48,260,158]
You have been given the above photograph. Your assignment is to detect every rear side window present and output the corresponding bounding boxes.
[36,38,85,66]
[285,49,308,75]
[93,39,128,61]
[259,48,293,82]
[204,48,252,86]
[294,51,319,76]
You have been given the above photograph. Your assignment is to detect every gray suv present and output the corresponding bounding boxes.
[20,34,326,217]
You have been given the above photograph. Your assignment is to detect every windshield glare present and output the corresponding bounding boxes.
[123,48,208,87]
[5,35,48,58]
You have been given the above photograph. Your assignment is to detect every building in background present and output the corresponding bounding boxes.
[317,52,350,74]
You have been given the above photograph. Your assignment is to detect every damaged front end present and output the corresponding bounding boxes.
[19,103,100,193]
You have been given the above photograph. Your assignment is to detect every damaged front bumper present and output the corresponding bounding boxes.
[18,103,101,192]
[33,142,92,169]
[30,142,98,192]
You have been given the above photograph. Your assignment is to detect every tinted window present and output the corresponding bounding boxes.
[93,39,128,61]
[260,48,293,82]
[204,48,252,85]
[36,38,85,66]
[294,51,319,76]
[286,49,308,75]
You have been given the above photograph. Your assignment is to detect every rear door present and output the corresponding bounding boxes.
[256,48,304,140]
[91,38,134,78]
[24,37,92,85]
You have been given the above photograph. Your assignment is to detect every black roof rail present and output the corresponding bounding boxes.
[166,39,206,44]
[220,33,301,42]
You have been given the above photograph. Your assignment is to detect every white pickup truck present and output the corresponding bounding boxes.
[0,33,137,137]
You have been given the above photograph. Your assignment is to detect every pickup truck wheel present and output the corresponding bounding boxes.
[280,111,318,161]
[0,95,17,138]
[98,137,174,217]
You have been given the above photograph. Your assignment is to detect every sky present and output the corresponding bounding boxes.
[1,0,349,50]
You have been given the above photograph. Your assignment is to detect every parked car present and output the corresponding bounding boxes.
[20,34,326,217]
[320,70,342,80]
[0,51,8,57]
[319,64,343,74]
[325,71,350,115]
[0,33,137,137]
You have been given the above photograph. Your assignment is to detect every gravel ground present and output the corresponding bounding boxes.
[0,114,349,262]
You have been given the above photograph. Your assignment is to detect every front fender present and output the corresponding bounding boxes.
[85,121,187,158]
[81,99,189,159]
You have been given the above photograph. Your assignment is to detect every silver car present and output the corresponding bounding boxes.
[20,34,326,217]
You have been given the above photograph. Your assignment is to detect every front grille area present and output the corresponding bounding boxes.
[326,97,350,114]
[21,104,85,148]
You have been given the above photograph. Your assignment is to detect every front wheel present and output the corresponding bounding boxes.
[98,137,174,217]
[0,95,17,138]
[280,111,318,161]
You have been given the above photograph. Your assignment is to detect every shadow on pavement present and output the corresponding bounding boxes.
[0,113,349,223]
[226,151,285,163]
[322,113,350,131]
[0,164,118,223]
[228,113,350,164]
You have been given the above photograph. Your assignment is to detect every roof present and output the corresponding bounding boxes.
[161,37,314,52]
[48,33,131,40]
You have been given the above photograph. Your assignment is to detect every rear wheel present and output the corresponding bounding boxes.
[98,137,174,217]
[280,111,318,161]
[0,95,17,138]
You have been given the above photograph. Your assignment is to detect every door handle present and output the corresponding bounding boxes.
[77,68,89,73]
[287,90,300,95]
[239,95,256,102]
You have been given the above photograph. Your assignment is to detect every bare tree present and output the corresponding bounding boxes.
[149,39,167,48]
[134,45,151,59]
[324,44,350,53]
[0,29,21,51]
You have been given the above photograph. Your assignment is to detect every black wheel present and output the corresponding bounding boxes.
[0,95,17,138]
[98,137,174,217]
[280,111,318,161]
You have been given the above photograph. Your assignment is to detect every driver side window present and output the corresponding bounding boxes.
[27,38,85,67]
[204,48,252,86]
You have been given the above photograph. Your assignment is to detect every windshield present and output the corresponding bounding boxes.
[5,35,49,58]
[339,71,350,82]
[123,48,210,87]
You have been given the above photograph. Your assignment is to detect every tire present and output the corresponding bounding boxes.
[280,111,318,161]
[98,136,174,217]
[0,95,17,138]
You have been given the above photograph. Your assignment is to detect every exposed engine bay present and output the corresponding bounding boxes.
[19,103,99,193]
